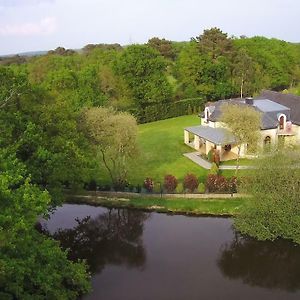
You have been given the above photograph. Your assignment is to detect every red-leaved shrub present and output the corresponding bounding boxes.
[183,173,199,192]
[206,175,237,193]
[164,175,178,193]
[143,177,154,192]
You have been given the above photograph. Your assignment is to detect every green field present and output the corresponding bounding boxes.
[127,115,208,185]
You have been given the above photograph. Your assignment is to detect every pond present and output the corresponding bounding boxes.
[41,204,300,300]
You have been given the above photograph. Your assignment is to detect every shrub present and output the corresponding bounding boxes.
[206,175,228,193]
[176,182,184,193]
[198,182,205,193]
[163,174,178,193]
[113,178,128,191]
[183,173,199,193]
[86,179,97,191]
[209,162,219,175]
[205,175,237,193]
[143,177,154,192]
[214,151,220,166]
[207,149,214,162]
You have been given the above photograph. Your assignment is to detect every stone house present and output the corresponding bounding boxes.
[184,90,300,161]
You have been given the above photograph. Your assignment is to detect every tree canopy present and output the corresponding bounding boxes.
[220,102,261,174]
[235,150,300,244]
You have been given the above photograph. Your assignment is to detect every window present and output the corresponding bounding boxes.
[278,114,286,130]
[224,144,231,151]
[264,136,271,144]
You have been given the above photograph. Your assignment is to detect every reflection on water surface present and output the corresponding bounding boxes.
[41,204,300,300]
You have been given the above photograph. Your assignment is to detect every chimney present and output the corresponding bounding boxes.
[245,97,254,105]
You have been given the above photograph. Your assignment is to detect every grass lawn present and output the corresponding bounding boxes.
[96,114,250,185]
[220,158,254,166]
[69,195,247,216]
[126,115,208,185]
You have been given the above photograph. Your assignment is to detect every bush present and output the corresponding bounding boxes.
[209,162,219,175]
[206,175,237,193]
[183,173,199,193]
[198,182,205,193]
[207,149,214,162]
[130,97,204,123]
[143,177,154,192]
[163,174,178,193]
[176,182,184,193]
[207,149,221,165]
[214,151,220,166]
[86,179,97,191]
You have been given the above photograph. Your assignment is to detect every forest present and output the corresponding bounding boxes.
[1,27,300,299]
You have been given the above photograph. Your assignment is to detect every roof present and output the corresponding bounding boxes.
[204,95,293,130]
[185,126,236,145]
[258,90,300,125]
[252,99,290,112]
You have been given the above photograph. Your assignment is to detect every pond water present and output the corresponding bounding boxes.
[41,204,300,300]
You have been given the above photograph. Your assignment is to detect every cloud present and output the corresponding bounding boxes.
[0,17,57,36]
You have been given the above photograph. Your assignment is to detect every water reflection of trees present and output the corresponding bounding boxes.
[45,208,149,274]
[218,233,300,292]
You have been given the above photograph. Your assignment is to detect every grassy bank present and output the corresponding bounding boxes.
[68,195,248,217]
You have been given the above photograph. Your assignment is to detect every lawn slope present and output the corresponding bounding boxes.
[127,115,207,185]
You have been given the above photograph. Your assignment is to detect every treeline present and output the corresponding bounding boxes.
[4,28,300,123]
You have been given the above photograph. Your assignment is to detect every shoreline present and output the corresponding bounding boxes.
[66,193,248,217]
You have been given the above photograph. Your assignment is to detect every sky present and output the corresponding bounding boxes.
[0,0,299,55]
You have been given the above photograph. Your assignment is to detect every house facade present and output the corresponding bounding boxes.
[184,90,300,161]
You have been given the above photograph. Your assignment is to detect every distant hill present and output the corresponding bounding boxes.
[1,50,48,58]
[1,48,83,58]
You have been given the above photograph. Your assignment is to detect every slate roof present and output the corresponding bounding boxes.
[204,94,294,130]
[258,90,300,125]
[185,126,236,145]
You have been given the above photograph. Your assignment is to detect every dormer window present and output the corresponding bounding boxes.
[278,114,286,130]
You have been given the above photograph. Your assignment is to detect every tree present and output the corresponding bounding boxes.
[47,208,149,274]
[0,149,90,299]
[218,233,300,291]
[80,107,138,189]
[194,27,233,59]
[147,37,175,60]
[221,103,261,175]
[0,67,28,109]
[232,48,256,98]
[177,29,234,100]
[0,66,90,203]
[234,150,300,244]
[114,45,172,109]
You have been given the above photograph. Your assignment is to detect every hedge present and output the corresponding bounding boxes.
[128,97,205,123]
